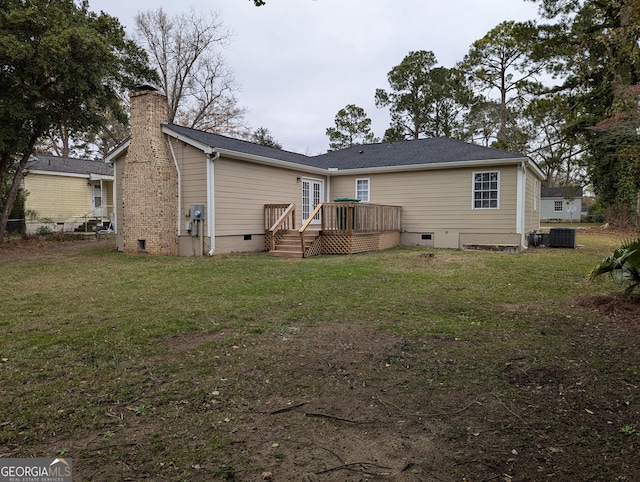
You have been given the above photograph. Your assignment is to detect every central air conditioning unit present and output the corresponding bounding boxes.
[548,228,576,248]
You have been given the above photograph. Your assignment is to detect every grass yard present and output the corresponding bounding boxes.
[1,229,639,481]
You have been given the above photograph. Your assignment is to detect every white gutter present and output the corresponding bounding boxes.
[103,139,130,164]
[210,149,529,176]
[328,157,532,176]
[207,150,220,256]
[161,125,326,175]
[210,149,531,179]
[161,124,546,181]
[89,173,113,181]
[25,170,113,181]
[162,125,216,155]
[214,148,328,176]
[112,163,118,234]
[167,137,182,236]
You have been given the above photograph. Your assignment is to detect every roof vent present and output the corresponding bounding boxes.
[359,150,364,154]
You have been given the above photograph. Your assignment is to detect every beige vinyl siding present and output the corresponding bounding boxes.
[330,166,519,233]
[170,141,328,254]
[169,140,208,255]
[172,140,208,221]
[112,154,125,250]
[24,173,92,220]
[169,141,327,234]
[214,156,325,235]
[525,167,541,234]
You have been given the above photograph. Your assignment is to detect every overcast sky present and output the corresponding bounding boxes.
[88,0,542,154]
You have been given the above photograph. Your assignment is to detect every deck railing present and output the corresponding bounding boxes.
[321,202,401,234]
[265,203,296,251]
[265,202,402,255]
[299,203,324,254]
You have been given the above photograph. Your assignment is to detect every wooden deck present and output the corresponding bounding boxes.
[265,202,402,258]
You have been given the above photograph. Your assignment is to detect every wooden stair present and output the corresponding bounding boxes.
[270,229,320,258]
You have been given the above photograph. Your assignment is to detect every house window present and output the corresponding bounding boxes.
[554,200,563,212]
[93,184,102,208]
[356,178,369,202]
[473,171,499,209]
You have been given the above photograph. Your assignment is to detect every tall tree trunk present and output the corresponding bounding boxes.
[0,134,39,243]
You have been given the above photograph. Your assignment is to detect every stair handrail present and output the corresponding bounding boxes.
[267,203,296,251]
[299,203,323,254]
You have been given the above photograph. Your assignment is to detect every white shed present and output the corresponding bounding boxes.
[541,187,583,222]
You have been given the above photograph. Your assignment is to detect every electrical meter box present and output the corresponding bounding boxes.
[190,205,204,221]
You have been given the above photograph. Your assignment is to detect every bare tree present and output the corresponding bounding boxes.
[135,8,249,134]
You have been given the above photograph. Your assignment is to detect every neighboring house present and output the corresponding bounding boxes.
[23,154,114,234]
[105,88,544,257]
[540,187,583,222]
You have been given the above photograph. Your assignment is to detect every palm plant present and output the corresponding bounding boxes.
[589,238,640,296]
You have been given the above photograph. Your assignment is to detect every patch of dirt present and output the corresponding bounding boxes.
[573,292,640,326]
[577,224,640,240]
[0,234,114,261]
[221,322,450,481]
[55,313,639,482]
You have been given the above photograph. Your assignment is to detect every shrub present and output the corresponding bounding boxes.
[35,225,52,236]
[589,238,640,296]
[585,201,606,223]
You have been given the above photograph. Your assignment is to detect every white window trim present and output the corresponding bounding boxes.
[472,170,500,210]
[355,178,370,202]
[554,200,563,212]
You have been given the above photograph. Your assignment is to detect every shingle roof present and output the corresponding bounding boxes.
[541,187,583,198]
[27,154,113,176]
[165,124,319,167]
[164,124,526,170]
[313,138,525,170]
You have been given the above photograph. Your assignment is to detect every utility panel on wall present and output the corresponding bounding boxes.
[190,205,204,221]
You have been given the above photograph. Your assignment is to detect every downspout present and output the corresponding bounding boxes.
[112,163,118,234]
[207,150,220,256]
[516,160,527,250]
[167,137,182,237]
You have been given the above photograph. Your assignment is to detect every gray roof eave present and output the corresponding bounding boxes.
[162,125,216,155]
[327,157,533,175]
[163,125,327,175]
[111,124,546,180]
[104,139,130,163]
[213,147,328,176]
[25,169,114,181]
[28,154,114,176]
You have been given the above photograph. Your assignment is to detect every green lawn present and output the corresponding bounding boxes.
[0,232,619,352]
[1,231,638,480]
